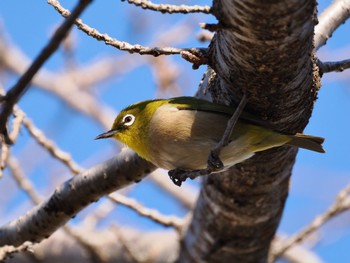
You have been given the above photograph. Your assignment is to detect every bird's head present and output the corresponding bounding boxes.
[95,99,165,159]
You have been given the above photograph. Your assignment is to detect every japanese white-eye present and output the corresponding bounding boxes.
[96,97,324,172]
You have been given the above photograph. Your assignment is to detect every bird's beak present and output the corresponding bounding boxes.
[95,129,118,140]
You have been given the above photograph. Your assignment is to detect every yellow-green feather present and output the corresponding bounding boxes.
[111,99,167,161]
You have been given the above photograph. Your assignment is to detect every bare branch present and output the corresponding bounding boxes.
[48,0,208,65]
[0,242,34,262]
[0,33,115,130]
[123,0,211,14]
[0,106,24,178]
[109,192,184,232]
[209,94,247,168]
[8,157,42,204]
[111,225,146,263]
[0,0,92,144]
[315,0,350,50]
[273,183,350,259]
[0,148,155,247]
[318,58,350,73]
[7,155,107,262]
[0,16,198,131]
[81,199,115,229]
[0,144,9,178]
[62,226,107,262]
[9,106,25,142]
[3,227,179,263]
[270,236,325,263]
[20,109,84,175]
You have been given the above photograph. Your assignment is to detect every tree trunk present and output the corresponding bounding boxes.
[180,0,320,262]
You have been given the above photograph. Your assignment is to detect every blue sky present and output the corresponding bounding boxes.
[0,1,349,262]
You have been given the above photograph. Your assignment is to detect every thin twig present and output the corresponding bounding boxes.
[315,0,350,50]
[111,225,145,263]
[81,199,116,229]
[62,226,107,262]
[0,109,24,177]
[20,109,83,175]
[8,157,42,204]
[318,58,350,74]
[273,183,350,259]
[0,144,9,178]
[9,106,25,142]
[48,0,208,66]
[123,0,211,14]
[0,98,24,178]
[0,0,92,144]
[109,192,184,232]
[270,235,325,263]
[208,94,248,167]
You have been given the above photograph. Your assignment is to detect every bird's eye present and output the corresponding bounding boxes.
[122,114,135,126]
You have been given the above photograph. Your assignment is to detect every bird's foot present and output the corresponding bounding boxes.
[168,169,198,186]
[168,168,213,187]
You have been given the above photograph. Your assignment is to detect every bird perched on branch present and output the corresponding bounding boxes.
[96,97,324,186]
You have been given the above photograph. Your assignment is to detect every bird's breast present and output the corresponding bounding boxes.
[147,105,255,170]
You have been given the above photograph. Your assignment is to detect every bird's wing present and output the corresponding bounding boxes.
[167,96,273,129]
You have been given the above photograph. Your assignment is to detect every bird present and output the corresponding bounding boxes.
[96,96,325,184]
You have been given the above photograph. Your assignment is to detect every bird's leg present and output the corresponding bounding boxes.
[168,95,248,187]
[207,94,248,171]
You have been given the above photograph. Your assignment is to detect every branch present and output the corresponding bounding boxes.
[6,155,108,262]
[272,183,350,259]
[0,148,155,247]
[0,105,24,177]
[111,225,145,263]
[4,228,179,263]
[109,192,184,231]
[270,236,325,263]
[317,58,350,74]
[48,0,208,68]
[8,157,43,204]
[123,0,211,14]
[315,0,350,50]
[0,242,34,262]
[0,0,92,144]
[20,109,84,175]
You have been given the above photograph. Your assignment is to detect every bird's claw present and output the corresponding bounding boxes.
[208,150,224,171]
[168,169,201,187]
[168,167,214,186]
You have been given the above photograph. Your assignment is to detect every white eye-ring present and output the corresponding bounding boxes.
[122,114,135,126]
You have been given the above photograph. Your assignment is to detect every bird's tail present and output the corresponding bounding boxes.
[287,133,325,153]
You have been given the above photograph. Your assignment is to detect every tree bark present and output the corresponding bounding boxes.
[180,1,320,262]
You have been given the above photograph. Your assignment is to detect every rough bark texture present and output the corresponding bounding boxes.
[180,1,320,262]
